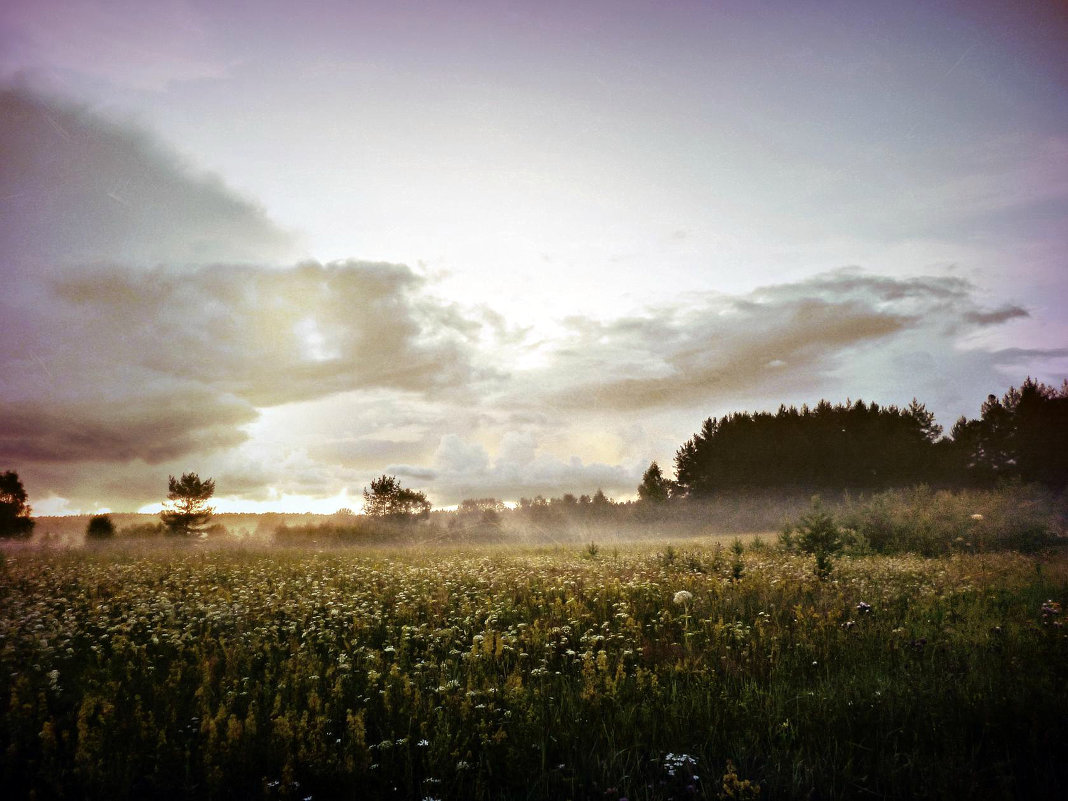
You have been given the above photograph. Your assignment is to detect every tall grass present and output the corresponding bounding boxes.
[836,483,1064,555]
[2,542,1066,799]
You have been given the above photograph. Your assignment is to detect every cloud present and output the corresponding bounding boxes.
[406,430,639,506]
[963,307,1029,327]
[0,260,489,469]
[515,268,1038,415]
[48,261,489,403]
[0,85,300,266]
[0,387,254,464]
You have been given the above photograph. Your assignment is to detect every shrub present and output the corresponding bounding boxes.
[782,496,845,578]
[85,514,115,540]
[838,483,1062,555]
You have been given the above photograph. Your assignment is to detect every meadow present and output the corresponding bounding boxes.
[2,536,1066,800]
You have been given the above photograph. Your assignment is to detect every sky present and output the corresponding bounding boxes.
[1,0,1066,515]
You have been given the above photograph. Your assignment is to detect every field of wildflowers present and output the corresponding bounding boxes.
[1,541,1066,799]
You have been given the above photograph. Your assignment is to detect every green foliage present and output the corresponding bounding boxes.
[638,461,672,503]
[85,514,115,540]
[0,470,34,540]
[1,546,1065,799]
[782,497,845,578]
[160,473,215,537]
[118,521,166,539]
[730,536,746,581]
[457,497,505,530]
[839,483,1062,556]
[362,475,431,522]
[658,544,678,567]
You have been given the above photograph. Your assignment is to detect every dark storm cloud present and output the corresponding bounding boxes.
[534,269,1032,413]
[0,85,299,266]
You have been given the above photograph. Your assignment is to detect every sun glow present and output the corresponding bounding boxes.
[138,490,363,516]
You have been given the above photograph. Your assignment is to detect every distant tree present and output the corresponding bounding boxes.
[952,378,1068,487]
[637,462,671,503]
[0,470,35,540]
[518,494,557,524]
[363,475,431,522]
[86,514,115,540]
[459,498,505,522]
[120,521,166,539]
[160,472,216,536]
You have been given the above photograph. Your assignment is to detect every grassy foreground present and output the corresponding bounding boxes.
[1,542,1066,800]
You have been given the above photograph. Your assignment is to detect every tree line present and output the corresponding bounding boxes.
[659,377,1067,499]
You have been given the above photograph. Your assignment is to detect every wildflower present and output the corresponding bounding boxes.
[1041,600,1062,625]
[856,601,872,614]
[673,590,693,605]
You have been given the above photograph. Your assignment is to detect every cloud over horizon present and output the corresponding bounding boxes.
[0,260,492,463]
[517,268,1038,415]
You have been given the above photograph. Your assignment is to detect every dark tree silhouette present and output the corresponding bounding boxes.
[674,398,945,495]
[952,378,1068,487]
[637,461,671,503]
[363,475,431,521]
[86,514,115,540]
[0,471,35,540]
[160,473,216,536]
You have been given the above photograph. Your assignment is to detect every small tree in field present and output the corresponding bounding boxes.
[782,496,845,578]
[85,514,115,540]
[363,475,431,522]
[0,470,35,540]
[161,473,215,536]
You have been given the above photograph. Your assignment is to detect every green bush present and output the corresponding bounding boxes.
[781,496,845,577]
[838,483,1063,555]
[85,514,115,540]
